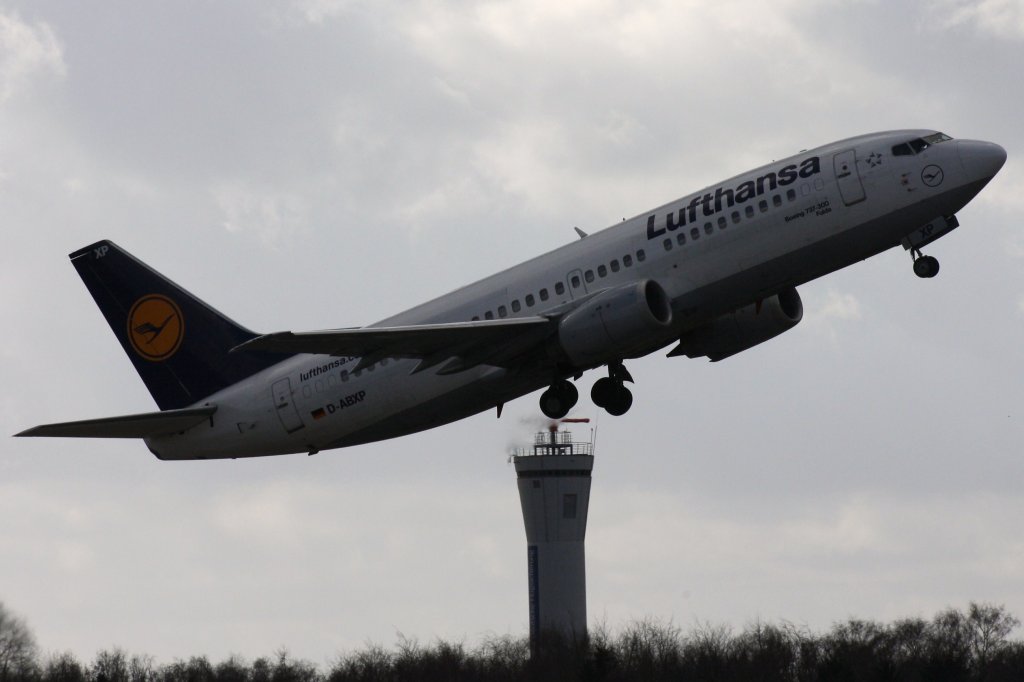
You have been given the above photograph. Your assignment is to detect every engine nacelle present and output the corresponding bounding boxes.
[558,279,673,366]
[670,287,803,362]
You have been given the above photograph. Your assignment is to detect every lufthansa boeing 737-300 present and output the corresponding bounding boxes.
[16,130,1007,460]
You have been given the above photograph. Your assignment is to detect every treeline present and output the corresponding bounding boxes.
[2,603,1023,681]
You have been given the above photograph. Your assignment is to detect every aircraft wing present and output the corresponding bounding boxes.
[233,316,556,374]
[16,405,216,439]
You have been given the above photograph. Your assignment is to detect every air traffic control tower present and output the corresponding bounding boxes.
[512,422,594,645]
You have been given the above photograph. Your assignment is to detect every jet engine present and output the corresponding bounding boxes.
[558,279,673,366]
[670,287,803,362]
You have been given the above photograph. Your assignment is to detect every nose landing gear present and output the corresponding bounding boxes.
[591,362,634,416]
[911,248,940,279]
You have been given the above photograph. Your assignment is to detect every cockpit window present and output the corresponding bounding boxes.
[897,131,950,156]
[909,138,930,154]
[891,132,953,157]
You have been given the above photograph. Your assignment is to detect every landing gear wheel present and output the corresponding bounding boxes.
[604,383,633,416]
[539,380,578,419]
[913,255,940,279]
[591,377,616,408]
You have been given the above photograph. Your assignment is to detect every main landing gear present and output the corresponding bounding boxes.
[538,362,635,419]
[911,248,940,279]
[539,379,578,419]
[591,362,634,416]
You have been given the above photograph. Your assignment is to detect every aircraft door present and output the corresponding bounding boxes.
[566,269,588,299]
[833,149,866,206]
[272,378,305,434]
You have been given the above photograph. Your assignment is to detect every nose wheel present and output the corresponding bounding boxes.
[591,362,634,416]
[911,249,940,279]
[539,380,578,419]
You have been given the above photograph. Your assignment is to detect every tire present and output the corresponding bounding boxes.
[914,256,939,278]
[540,388,569,419]
[540,380,577,419]
[591,377,615,408]
[605,385,633,416]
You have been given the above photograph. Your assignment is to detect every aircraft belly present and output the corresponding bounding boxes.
[325,369,550,448]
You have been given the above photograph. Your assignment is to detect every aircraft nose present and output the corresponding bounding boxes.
[957,140,1007,180]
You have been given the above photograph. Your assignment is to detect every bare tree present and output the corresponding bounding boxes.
[0,602,38,682]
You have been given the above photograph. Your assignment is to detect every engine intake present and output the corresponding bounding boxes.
[558,280,672,366]
[670,287,803,361]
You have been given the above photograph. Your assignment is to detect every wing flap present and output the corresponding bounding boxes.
[232,317,555,370]
[15,406,217,439]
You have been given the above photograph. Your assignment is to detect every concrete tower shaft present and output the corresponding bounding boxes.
[513,428,593,643]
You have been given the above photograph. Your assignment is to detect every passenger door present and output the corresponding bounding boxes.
[833,149,866,206]
[272,378,305,434]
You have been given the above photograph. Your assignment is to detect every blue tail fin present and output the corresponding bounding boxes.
[71,240,287,410]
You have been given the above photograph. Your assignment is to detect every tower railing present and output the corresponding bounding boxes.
[510,428,593,458]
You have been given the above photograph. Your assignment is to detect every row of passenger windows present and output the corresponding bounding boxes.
[299,356,395,397]
[471,249,649,321]
[660,183,817,252]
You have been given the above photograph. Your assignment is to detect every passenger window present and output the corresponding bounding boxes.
[354,369,362,378]
[302,385,312,398]
[623,255,633,267]
[540,288,549,301]
[485,311,494,320]
[773,194,782,207]
[636,249,646,262]
[315,380,324,392]
[511,300,521,313]
[367,363,375,372]
[731,211,740,224]
[676,232,686,246]
[801,183,811,196]
[471,315,479,321]
[570,275,581,288]
[555,282,566,295]
[525,294,535,306]
[610,259,620,272]
[498,305,508,317]
[690,227,700,240]
[597,264,607,277]
[745,205,755,218]
[716,216,726,230]
[584,270,594,283]
[759,200,768,212]
[814,178,824,190]
[340,370,349,382]
[786,189,796,202]
[663,238,672,251]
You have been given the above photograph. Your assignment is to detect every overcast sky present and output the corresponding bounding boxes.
[3,0,1023,665]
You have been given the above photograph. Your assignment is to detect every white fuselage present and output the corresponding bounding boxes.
[147,130,1004,460]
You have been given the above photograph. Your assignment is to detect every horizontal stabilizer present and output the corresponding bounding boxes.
[15,406,216,439]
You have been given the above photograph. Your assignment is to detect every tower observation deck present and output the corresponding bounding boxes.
[512,423,594,645]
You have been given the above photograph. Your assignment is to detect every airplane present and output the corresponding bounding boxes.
[16,130,1006,460]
